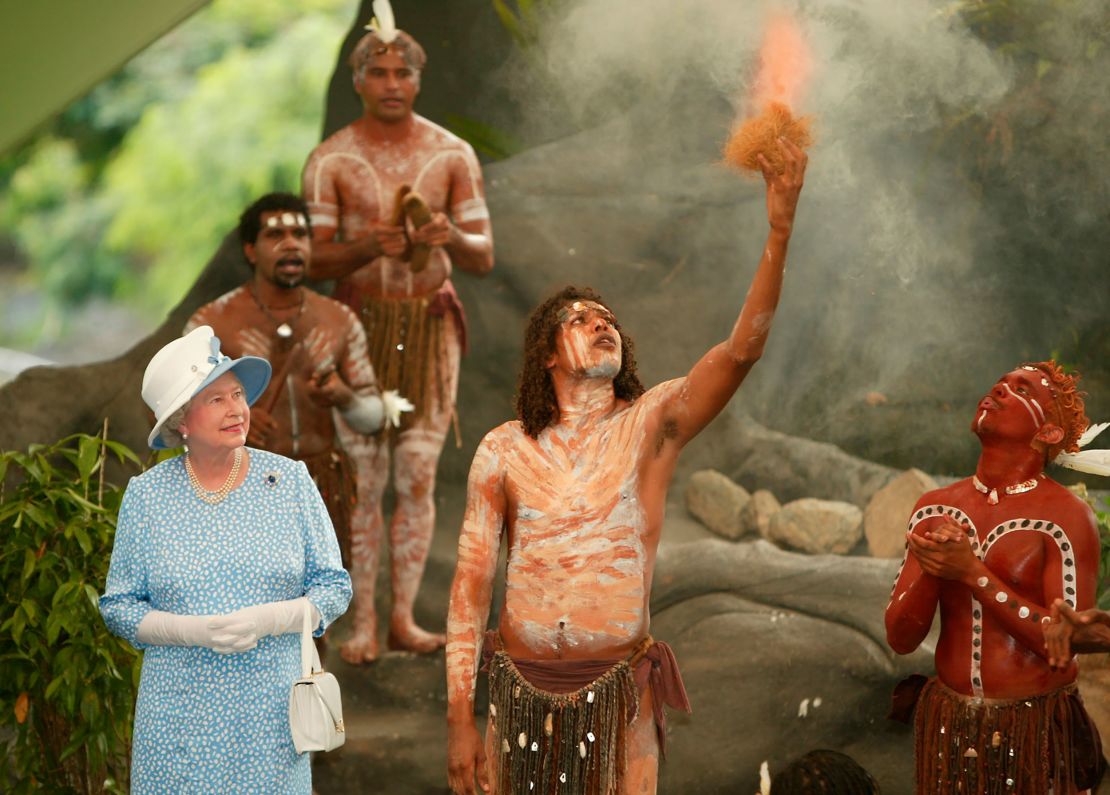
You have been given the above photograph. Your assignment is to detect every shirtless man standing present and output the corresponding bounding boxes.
[302,12,494,661]
[886,362,1106,793]
[445,140,808,795]
[187,193,406,560]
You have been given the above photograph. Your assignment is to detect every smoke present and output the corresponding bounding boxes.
[486,0,1109,471]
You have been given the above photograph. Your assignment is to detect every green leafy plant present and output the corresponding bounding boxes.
[0,428,143,793]
[1096,497,1110,611]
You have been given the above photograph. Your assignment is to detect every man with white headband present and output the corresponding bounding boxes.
[886,361,1106,793]
[302,0,494,662]
[187,192,411,576]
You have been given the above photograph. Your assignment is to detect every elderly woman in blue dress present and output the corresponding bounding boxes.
[100,326,352,793]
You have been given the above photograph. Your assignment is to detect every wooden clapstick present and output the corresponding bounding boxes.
[402,191,434,273]
[260,343,302,414]
[389,184,411,227]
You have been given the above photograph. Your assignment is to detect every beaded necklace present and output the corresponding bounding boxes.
[185,447,243,504]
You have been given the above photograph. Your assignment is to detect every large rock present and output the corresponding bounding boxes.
[767,498,863,555]
[685,469,751,540]
[864,468,939,558]
[742,488,781,538]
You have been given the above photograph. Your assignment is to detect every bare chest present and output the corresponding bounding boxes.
[329,140,455,221]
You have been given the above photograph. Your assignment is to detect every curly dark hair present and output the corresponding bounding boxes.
[238,192,311,250]
[771,749,881,794]
[515,286,645,438]
[1023,360,1088,460]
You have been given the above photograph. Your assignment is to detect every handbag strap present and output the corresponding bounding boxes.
[299,599,322,677]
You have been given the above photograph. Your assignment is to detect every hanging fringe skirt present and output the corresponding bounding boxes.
[360,295,446,431]
[913,677,1105,794]
[486,639,654,795]
[297,446,355,567]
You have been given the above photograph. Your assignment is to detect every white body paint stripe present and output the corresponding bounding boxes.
[1002,383,1040,428]
[903,505,984,697]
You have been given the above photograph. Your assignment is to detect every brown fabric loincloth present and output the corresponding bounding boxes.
[481,631,691,795]
[297,447,355,567]
[904,676,1105,794]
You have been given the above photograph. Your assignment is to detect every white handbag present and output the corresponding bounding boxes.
[288,601,345,753]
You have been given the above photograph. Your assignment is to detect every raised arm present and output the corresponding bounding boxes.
[665,138,807,445]
[446,433,507,795]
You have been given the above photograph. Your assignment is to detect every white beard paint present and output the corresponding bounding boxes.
[583,360,620,379]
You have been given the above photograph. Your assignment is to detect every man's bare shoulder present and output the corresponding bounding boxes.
[917,478,972,508]
[188,284,251,328]
[305,289,360,327]
[630,377,686,416]
[305,124,361,165]
[1037,477,1100,529]
[481,420,527,451]
[413,114,478,156]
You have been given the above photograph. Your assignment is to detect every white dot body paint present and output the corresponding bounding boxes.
[281,212,296,226]
[977,410,987,431]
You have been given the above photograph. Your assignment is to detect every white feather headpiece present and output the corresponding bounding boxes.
[366,0,399,44]
[1054,421,1110,476]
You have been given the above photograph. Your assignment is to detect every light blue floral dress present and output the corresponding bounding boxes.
[100,449,352,794]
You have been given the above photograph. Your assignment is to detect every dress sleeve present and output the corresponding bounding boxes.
[99,480,154,650]
[296,462,353,636]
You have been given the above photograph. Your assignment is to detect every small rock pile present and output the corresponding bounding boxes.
[685,467,939,557]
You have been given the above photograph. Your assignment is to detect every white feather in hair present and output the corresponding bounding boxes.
[1055,449,1110,477]
[1054,419,1110,476]
[366,0,399,44]
[1078,421,1109,448]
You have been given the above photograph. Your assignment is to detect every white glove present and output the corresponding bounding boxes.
[136,610,254,654]
[135,598,320,654]
[207,598,321,653]
[381,389,415,428]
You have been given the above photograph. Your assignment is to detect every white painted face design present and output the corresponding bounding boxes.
[555,301,622,379]
[264,213,308,229]
[1002,382,1041,428]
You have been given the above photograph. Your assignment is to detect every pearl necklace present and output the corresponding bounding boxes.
[972,473,1040,505]
[185,448,243,505]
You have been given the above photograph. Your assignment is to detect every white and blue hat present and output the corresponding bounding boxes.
[141,325,271,449]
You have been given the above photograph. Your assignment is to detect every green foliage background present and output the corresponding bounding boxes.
[0,432,143,793]
[0,0,357,348]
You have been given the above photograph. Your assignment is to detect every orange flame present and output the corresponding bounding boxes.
[724,12,815,175]
[751,12,813,112]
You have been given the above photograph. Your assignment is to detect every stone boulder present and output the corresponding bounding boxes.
[685,469,751,540]
[766,498,863,555]
[726,415,898,509]
[648,539,930,794]
[864,468,939,558]
[742,488,781,539]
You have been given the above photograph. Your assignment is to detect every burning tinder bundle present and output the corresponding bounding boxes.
[724,101,813,176]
